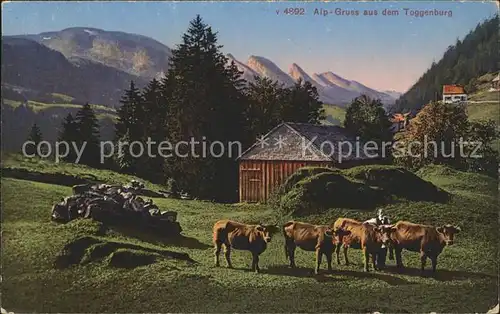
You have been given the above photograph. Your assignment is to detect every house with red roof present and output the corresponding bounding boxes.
[442,84,467,104]
[389,112,410,133]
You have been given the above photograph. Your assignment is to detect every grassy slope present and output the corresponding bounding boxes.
[1,159,498,312]
[2,98,117,117]
[1,154,162,191]
[467,72,499,124]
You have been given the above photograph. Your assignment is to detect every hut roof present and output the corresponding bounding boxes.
[238,122,378,162]
[443,84,466,95]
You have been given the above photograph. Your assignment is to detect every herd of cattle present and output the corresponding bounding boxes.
[213,210,461,274]
[50,184,461,275]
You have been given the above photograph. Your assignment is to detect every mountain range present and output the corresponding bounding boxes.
[1,27,401,107]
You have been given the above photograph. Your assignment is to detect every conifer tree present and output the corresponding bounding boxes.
[139,78,167,181]
[163,15,246,201]
[116,81,142,141]
[281,79,325,124]
[245,76,286,139]
[115,81,143,172]
[26,123,43,156]
[75,103,101,167]
[58,113,79,162]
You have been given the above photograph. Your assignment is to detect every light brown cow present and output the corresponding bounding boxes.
[213,220,276,273]
[333,218,390,272]
[283,221,351,274]
[380,221,461,273]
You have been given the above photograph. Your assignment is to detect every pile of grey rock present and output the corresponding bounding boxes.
[51,180,182,236]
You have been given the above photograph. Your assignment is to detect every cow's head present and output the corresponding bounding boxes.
[378,224,397,244]
[328,227,351,244]
[256,224,277,243]
[367,223,393,246]
[436,224,461,245]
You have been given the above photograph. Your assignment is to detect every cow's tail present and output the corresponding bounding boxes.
[282,221,294,260]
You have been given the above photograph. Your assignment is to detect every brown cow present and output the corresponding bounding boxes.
[333,218,390,272]
[283,221,351,274]
[380,221,461,273]
[213,220,277,273]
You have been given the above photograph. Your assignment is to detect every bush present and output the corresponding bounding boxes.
[278,171,387,217]
[275,165,449,217]
[342,165,449,202]
[280,167,336,194]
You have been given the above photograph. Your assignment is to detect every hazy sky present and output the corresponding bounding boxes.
[2,1,498,92]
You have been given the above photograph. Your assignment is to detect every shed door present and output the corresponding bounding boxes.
[241,163,262,203]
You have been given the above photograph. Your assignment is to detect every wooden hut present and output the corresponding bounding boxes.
[237,122,379,203]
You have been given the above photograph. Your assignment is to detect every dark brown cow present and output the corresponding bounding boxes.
[333,218,390,272]
[213,220,277,273]
[283,221,351,274]
[381,221,461,273]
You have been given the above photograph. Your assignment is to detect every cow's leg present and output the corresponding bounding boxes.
[252,253,260,273]
[420,251,427,272]
[388,246,394,261]
[343,245,350,266]
[430,255,438,273]
[371,252,378,271]
[315,249,323,274]
[285,240,296,268]
[214,241,222,267]
[289,246,297,268]
[395,247,404,268]
[363,248,370,272]
[224,244,233,268]
[326,250,333,271]
[335,243,342,265]
[377,247,387,269]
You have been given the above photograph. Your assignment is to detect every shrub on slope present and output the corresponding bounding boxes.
[343,165,449,203]
[278,171,387,217]
[277,165,449,216]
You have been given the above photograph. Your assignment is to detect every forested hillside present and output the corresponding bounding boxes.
[395,15,498,112]
[0,101,115,152]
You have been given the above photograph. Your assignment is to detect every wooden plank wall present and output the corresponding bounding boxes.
[239,160,332,203]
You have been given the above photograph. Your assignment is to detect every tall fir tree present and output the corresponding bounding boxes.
[58,113,79,162]
[244,76,286,139]
[75,103,101,167]
[26,123,43,156]
[139,78,168,182]
[245,77,326,141]
[163,15,246,201]
[115,81,143,173]
[281,79,325,124]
